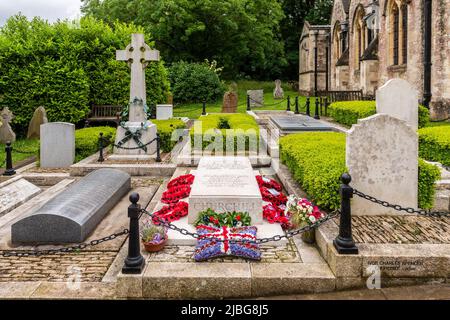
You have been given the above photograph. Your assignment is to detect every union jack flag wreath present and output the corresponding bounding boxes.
[260,186,287,205]
[152,201,189,225]
[161,184,191,204]
[256,175,282,192]
[167,174,195,189]
[194,225,261,261]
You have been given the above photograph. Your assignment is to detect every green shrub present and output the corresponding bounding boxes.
[328,101,430,129]
[418,126,450,166]
[75,126,116,162]
[0,15,170,134]
[169,61,225,103]
[280,132,440,210]
[418,159,441,209]
[190,114,259,151]
[153,119,187,153]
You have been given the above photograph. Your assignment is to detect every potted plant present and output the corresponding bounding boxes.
[141,223,167,252]
[286,195,325,244]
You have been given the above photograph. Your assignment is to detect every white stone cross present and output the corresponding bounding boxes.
[116,33,159,122]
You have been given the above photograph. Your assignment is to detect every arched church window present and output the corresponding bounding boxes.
[392,4,400,65]
[401,3,408,64]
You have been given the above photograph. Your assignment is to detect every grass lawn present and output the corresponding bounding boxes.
[425,120,450,128]
[0,139,39,167]
[173,80,315,119]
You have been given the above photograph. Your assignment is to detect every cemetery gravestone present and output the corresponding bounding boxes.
[273,79,284,99]
[40,122,75,168]
[247,90,264,107]
[156,104,173,120]
[222,91,238,113]
[11,168,131,244]
[346,114,418,215]
[188,156,263,224]
[27,106,48,139]
[0,176,41,218]
[376,78,419,131]
[0,107,16,144]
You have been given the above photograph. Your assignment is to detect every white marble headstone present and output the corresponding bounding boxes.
[346,114,418,215]
[156,104,173,120]
[40,122,75,168]
[188,156,263,224]
[376,78,419,131]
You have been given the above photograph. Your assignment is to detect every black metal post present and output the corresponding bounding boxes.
[333,173,358,254]
[122,193,145,274]
[201,100,206,115]
[286,96,291,112]
[423,0,432,109]
[325,33,330,92]
[305,97,311,117]
[324,97,329,117]
[3,142,15,176]
[247,95,251,111]
[156,133,161,163]
[98,132,105,163]
[314,31,318,98]
[314,98,320,120]
[294,96,299,114]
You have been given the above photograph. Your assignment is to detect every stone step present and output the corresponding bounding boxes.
[433,189,450,212]
[436,179,450,190]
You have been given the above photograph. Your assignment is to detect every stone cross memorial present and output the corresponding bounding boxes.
[40,122,75,168]
[27,106,48,139]
[113,33,159,156]
[273,79,284,99]
[0,107,16,144]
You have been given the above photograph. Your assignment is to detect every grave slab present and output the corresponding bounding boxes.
[0,176,41,217]
[270,115,334,133]
[11,168,131,244]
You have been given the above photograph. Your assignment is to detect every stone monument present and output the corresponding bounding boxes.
[27,106,48,139]
[156,104,173,120]
[40,122,75,168]
[273,79,284,99]
[247,90,264,107]
[346,114,418,215]
[0,107,16,144]
[0,175,41,218]
[221,91,238,113]
[113,33,160,157]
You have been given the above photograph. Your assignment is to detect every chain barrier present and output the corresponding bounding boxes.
[13,148,39,155]
[248,96,287,108]
[112,137,157,150]
[353,189,449,217]
[142,208,340,244]
[0,229,129,257]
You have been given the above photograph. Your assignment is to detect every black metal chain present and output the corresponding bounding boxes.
[0,229,129,257]
[353,189,449,217]
[248,96,287,108]
[13,148,39,154]
[142,208,340,244]
[112,137,157,150]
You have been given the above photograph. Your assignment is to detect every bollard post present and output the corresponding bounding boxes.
[156,133,161,163]
[122,193,146,274]
[294,96,299,114]
[247,95,251,111]
[201,100,206,116]
[3,142,16,176]
[305,97,311,116]
[324,97,329,116]
[286,96,291,112]
[333,173,358,254]
[314,98,320,120]
[98,132,105,163]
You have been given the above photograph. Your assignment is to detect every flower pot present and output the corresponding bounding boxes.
[143,238,167,252]
[301,228,315,244]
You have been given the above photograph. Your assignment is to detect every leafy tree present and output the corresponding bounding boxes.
[81,0,287,80]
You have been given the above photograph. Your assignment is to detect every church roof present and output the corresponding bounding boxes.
[342,0,351,14]
[361,35,379,61]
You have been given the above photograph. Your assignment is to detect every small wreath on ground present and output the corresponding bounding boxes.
[260,186,287,205]
[167,174,195,189]
[194,208,252,228]
[152,201,189,225]
[161,184,191,204]
[263,203,292,229]
[256,175,282,191]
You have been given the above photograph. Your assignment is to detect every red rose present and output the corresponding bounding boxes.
[236,215,241,221]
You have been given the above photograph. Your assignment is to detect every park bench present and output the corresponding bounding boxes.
[85,105,123,127]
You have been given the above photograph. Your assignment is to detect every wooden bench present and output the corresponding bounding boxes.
[85,105,123,127]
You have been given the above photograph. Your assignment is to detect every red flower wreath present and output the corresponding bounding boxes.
[260,186,287,205]
[263,204,292,229]
[256,175,282,192]
[167,174,195,189]
[161,184,191,204]
[152,201,189,225]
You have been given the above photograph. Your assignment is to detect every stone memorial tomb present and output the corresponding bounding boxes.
[40,122,75,168]
[11,168,131,244]
[156,104,173,120]
[247,90,264,107]
[347,114,418,215]
[0,176,41,218]
[188,156,263,224]
[0,107,16,144]
[270,115,334,134]
[27,106,48,139]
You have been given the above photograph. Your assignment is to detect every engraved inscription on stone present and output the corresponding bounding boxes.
[0,177,41,217]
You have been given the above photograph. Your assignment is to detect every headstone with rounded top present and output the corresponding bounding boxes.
[0,107,16,144]
[27,106,48,139]
[273,79,284,99]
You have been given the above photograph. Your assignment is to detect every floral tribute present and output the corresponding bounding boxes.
[167,174,195,189]
[263,203,292,229]
[260,186,287,206]
[195,208,251,228]
[286,195,325,227]
[161,184,191,204]
[194,225,261,261]
[256,175,282,191]
[152,201,189,225]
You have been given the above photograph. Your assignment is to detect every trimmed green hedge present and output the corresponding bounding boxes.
[280,132,439,210]
[190,114,259,151]
[153,119,187,153]
[75,126,116,162]
[328,101,430,128]
[418,126,450,166]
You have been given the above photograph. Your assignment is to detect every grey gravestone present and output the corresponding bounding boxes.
[0,176,41,218]
[27,106,48,139]
[247,90,264,107]
[11,168,131,244]
[270,115,334,132]
[40,122,75,168]
[273,79,284,99]
[0,107,16,144]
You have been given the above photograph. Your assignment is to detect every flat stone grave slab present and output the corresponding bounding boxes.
[0,176,41,218]
[11,168,131,244]
[188,156,263,224]
[270,115,334,132]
